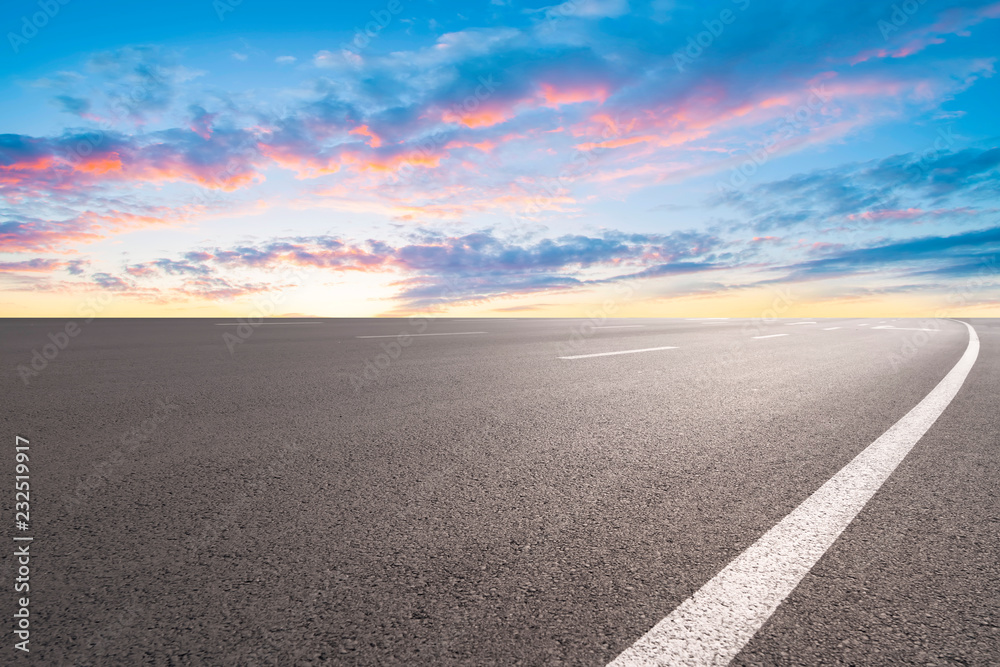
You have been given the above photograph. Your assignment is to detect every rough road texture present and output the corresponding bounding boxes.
[1,317,996,665]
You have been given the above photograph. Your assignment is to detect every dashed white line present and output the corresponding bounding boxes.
[751,334,789,339]
[785,321,817,326]
[857,323,870,327]
[214,322,321,325]
[356,331,487,339]
[594,325,646,329]
[558,346,678,360]
[822,327,842,330]
[873,325,940,332]
[686,318,730,320]
[608,321,979,667]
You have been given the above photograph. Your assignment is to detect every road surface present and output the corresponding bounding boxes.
[2,317,997,665]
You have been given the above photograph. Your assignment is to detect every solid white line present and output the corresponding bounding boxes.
[608,321,979,667]
[873,325,940,332]
[822,327,842,330]
[594,325,646,329]
[751,334,788,339]
[785,321,817,325]
[214,322,321,325]
[558,346,678,360]
[356,331,487,339]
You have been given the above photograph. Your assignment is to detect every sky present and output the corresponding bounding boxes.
[1,0,998,318]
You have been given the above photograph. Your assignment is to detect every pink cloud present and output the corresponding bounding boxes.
[536,82,609,109]
[850,2,1000,64]
[349,125,383,148]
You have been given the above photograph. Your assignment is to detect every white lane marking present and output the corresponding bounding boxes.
[608,321,979,667]
[751,334,789,339]
[686,318,730,320]
[594,325,646,329]
[214,322,321,325]
[785,321,817,325]
[822,327,842,330]
[873,325,940,332]
[558,346,678,360]
[858,323,870,327]
[356,331,487,339]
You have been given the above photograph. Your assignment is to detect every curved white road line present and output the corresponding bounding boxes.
[356,331,487,338]
[609,321,979,667]
[559,346,678,360]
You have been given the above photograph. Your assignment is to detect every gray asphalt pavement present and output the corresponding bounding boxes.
[1,317,997,665]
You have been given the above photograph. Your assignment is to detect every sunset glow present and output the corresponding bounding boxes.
[2,0,998,317]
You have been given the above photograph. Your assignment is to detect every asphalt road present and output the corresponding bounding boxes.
[1,317,997,665]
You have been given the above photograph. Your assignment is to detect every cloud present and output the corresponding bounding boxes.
[92,272,132,291]
[4,1,1000,316]
[541,0,630,19]
[126,258,214,277]
[0,127,265,197]
[0,200,219,254]
[852,1,1000,64]
[80,46,204,123]
[0,216,104,253]
[0,258,70,273]
[4,12,990,218]
[716,145,1000,232]
[87,228,725,308]
[53,95,92,117]
[776,225,1000,281]
[173,277,276,301]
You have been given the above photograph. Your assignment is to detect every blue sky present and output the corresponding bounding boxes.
[1,0,998,316]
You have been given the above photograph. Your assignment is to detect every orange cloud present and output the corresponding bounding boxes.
[537,82,608,109]
[259,143,340,179]
[349,125,383,148]
[441,107,515,128]
[343,148,444,173]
